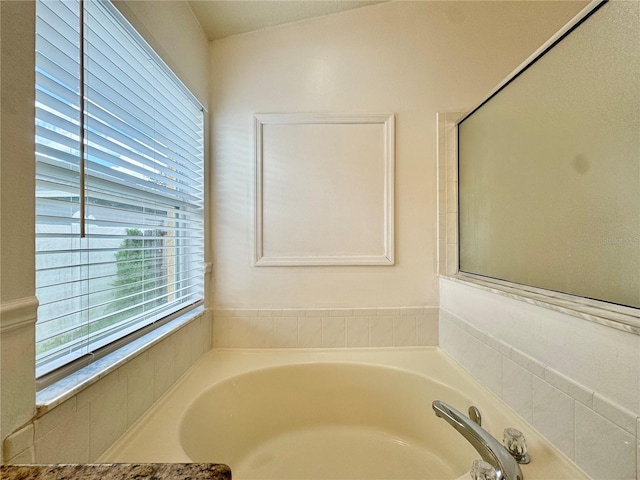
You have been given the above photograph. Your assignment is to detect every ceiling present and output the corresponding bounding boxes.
[188,1,385,41]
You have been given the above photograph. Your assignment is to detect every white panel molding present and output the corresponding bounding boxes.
[254,113,395,266]
[0,296,39,333]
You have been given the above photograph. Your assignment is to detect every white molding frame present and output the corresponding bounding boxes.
[254,113,395,266]
[0,296,39,333]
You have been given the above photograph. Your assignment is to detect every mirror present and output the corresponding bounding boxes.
[458,1,639,309]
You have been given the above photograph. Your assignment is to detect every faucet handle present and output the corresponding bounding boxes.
[470,459,497,480]
[503,428,530,464]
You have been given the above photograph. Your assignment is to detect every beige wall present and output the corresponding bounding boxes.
[209,0,587,309]
[1,0,37,459]
[0,0,209,463]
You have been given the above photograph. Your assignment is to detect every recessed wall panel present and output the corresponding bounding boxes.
[255,114,394,266]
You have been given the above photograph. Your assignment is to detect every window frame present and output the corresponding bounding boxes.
[34,0,207,385]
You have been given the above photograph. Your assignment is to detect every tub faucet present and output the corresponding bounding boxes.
[432,400,523,480]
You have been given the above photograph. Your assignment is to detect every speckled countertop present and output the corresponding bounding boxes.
[0,463,231,479]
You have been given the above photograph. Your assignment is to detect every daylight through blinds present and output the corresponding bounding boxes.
[35,0,204,376]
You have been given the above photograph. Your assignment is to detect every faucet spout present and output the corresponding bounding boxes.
[432,400,523,480]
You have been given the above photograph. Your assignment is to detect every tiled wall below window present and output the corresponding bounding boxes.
[212,307,439,349]
[2,312,212,464]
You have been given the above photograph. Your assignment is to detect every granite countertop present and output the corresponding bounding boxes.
[0,463,231,479]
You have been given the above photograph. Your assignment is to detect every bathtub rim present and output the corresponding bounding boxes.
[177,358,478,466]
[99,346,590,480]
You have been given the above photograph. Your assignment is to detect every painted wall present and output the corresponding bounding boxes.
[0,0,37,460]
[0,0,209,463]
[209,0,587,309]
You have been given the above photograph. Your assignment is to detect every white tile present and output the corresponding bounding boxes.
[274,317,298,348]
[346,317,369,347]
[117,350,149,379]
[212,309,234,318]
[377,307,401,316]
[76,370,119,408]
[331,308,353,317]
[298,317,322,348]
[353,308,377,316]
[174,325,192,379]
[483,334,512,357]
[438,261,447,275]
[446,149,458,183]
[189,317,206,364]
[247,317,275,347]
[575,403,636,480]
[259,309,281,317]
[440,277,640,415]
[437,313,455,354]
[35,405,90,463]
[544,367,593,408]
[233,309,259,317]
[281,309,306,317]
[229,317,250,347]
[211,317,232,347]
[592,393,637,435]
[34,397,77,440]
[306,309,331,317]
[446,212,457,242]
[322,317,346,348]
[509,348,545,378]
[151,338,175,400]
[442,318,475,368]
[424,306,439,315]
[125,356,154,428]
[393,316,416,346]
[88,378,127,460]
[501,357,533,423]
[446,182,457,213]
[471,340,502,397]
[401,307,425,316]
[446,244,458,275]
[532,377,575,460]
[3,424,33,460]
[370,316,393,347]
[466,322,489,343]
[416,315,439,346]
[6,446,34,464]
[438,214,446,239]
[201,313,212,352]
[228,317,271,347]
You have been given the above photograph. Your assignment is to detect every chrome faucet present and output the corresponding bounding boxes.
[432,400,524,480]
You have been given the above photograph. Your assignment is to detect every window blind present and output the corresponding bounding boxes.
[35,0,204,377]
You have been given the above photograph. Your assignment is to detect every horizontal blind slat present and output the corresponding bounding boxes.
[35,0,204,378]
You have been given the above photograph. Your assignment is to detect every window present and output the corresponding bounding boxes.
[35,0,205,377]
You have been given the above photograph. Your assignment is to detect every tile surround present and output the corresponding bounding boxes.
[3,311,212,465]
[212,307,439,349]
[440,309,639,479]
[436,112,461,276]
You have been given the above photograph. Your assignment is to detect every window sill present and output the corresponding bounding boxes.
[35,306,206,415]
[439,273,640,336]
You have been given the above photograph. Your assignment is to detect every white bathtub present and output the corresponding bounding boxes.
[100,348,588,479]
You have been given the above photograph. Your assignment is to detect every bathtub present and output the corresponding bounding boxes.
[100,348,588,479]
